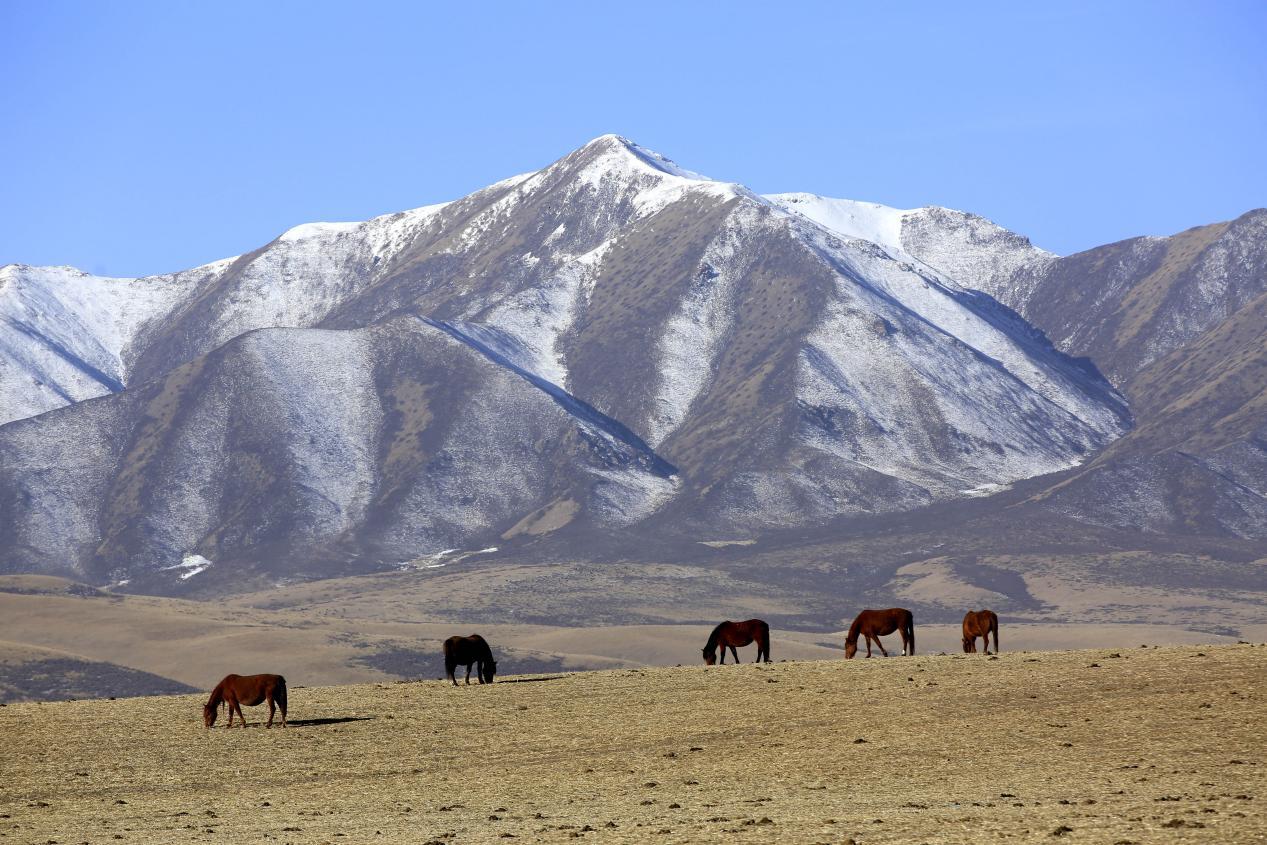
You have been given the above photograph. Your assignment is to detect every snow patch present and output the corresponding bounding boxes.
[163,553,212,580]
[277,221,361,242]
[766,193,914,259]
[398,545,500,570]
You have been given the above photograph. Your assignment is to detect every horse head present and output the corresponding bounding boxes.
[962,636,974,653]
[203,702,218,728]
[844,640,858,659]
[702,648,716,666]
[482,660,497,683]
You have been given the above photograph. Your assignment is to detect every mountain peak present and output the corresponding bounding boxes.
[572,134,715,184]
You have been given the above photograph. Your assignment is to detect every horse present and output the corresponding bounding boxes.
[444,634,497,685]
[203,673,287,728]
[844,608,914,658]
[962,609,999,654]
[702,619,771,665]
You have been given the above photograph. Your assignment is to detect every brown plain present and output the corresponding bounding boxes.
[4,572,1256,700]
[3,645,1264,843]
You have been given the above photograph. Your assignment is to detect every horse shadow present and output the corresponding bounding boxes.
[284,716,375,727]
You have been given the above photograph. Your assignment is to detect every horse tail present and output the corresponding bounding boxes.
[992,615,999,654]
[275,675,288,715]
[759,620,771,662]
[443,638,457,680]
[906,611,915,656]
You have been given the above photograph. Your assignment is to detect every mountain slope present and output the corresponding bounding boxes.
[1000,209,1267,390]
[0,317,686,589]
[0,261,228,424]
[0,136,1132,586]
[995,209,1267,538]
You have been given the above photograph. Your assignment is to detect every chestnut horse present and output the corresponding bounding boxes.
[203,673,287,728]
[702,619,771,665]
[844,608,914,658]
[444,634,497,685]
[962,609,999,654]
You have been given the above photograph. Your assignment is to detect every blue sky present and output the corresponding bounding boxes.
[3,1,1264,277]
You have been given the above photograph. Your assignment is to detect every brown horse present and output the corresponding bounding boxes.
[844,608,915,658]
[702,619,771,665]
[444,634,497,685]
[203,674,287,728]
[962,609,999,654]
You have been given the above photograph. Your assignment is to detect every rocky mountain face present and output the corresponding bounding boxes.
[0,135,1260,592]
[966,211,1267,540]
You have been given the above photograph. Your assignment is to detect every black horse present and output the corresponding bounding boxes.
[443,634,497,685]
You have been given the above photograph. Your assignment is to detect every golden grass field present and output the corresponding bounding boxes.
[2,644,1263,844]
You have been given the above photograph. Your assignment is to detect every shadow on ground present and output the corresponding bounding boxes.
[285,716,375,727]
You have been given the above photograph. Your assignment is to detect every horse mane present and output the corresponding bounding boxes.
[704,621,729,654]
[205,678,226,710]
[845,614,864,645]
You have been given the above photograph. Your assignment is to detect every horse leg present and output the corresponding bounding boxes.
[464,664,473,685]
[236,701,247,728]
[266,696,275,728]
[225,701,234,728]
[874,635,889,657]
[476,661,485,684]
[729,645,740,664]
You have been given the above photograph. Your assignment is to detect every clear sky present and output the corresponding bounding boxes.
[3,1,1264,277]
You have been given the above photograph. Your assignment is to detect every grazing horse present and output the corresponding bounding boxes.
[844,608,915,658]
[962,609,999,654]
[203,674,287,728]
[702,619,771,665]
[444,634,497,685]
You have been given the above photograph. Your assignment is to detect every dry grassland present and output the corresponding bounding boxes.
[1,574,1245,701]
[2,645,1264,844]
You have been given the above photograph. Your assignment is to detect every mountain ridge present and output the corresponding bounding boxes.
[1,135,1261,593]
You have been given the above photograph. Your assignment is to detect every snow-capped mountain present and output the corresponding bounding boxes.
[0,135,1138,587]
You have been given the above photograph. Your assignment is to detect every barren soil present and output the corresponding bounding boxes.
[2,645,1264,843]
